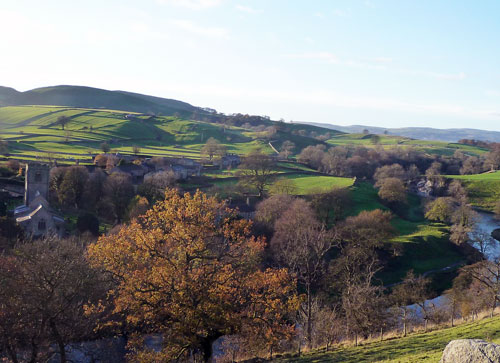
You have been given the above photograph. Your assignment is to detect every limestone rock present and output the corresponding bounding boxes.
[440,339,500,363]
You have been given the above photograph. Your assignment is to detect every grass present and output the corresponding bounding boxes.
[279,174,355,195]
[446,172,500,211]
[278,315,500,363]
[346,182,464,285]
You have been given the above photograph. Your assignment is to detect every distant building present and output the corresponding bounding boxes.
[213,154,241,170]
[110,163,148,184]
[14,163,64,238]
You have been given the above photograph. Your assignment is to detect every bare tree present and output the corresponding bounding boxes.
[0,237,107,363]
[271,199,331,348]
[237,150,277,197]
[201,137,226,161]
[463,259,500,317]
[280,140,295,160]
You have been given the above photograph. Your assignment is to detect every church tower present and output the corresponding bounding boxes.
[24,162,50,206]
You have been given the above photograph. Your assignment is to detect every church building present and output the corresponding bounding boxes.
[14,162,64,237]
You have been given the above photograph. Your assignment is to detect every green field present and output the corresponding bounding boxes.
[446,172,500,211]
[0,105,487,163]
[326,133,487,156]
[279,174,355,194]
[346,182,463,285]
[279,315,500,363]
[0,106,282,161]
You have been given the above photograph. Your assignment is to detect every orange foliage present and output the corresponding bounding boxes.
[88,189,298,361]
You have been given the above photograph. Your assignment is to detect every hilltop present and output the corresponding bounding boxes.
[0,85,210,119]
[302,122,500,143]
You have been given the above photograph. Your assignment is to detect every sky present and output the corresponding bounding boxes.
[1,0,500,130]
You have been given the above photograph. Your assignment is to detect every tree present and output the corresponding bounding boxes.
[370,134,381,145]
[93,154,108,167]
[127,195,150,220]
[271,199,330,348]
[88,190,298,361]
[342,283,390,345]
[0,137,8,155]
[84,168,108,212]
[100,142,111,153]
[201,137,226,161]
[138,170,178,203]
[460,156,483,175]
[463,260,500,317]
[297,145,326,170]
[377,177,407,204]
[448,179,467,203]
[373,164,406,186]
[391,271,430,336]
[450,204,477,245]
[103,173,134,222]
[269,178,297,195]
[254,194,295,232]
[76,212,100,236]
[280,140,295,159]
[0,237,106,363]
[56,115,69,130]
[310,188,352,225]
[425,197,453,222]
[0,216,23,252]
[237,150,277,197]
[58,166,89,209]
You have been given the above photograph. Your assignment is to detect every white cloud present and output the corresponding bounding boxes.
[170,19,230,38]
[156,0,223,10]
[314,12,325,18]
[235,5,259,14]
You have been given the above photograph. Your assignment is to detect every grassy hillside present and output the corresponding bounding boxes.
[347,182,463,286]
[446,172,500,211]
[279,315,500,363]
[0,105,341,162]
[327,133,487,156]
[0,85,205,118]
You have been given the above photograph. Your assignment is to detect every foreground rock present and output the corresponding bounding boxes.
[492,228,500,242]
[440,339,500,362]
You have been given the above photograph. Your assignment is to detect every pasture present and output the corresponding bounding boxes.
[278,315,500,363]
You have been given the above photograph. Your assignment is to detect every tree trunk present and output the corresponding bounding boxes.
[354,333,358,347]
[306,282,313,349]
[403,309,407,337]
[380,327,383,342]
[50,320,66,363]
[200,333,222,363]
[424,319,428,332]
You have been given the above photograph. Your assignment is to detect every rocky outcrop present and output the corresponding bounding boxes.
[440,339,500,362]
[492,228,500,242]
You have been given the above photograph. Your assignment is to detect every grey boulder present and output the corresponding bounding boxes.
[440,339,500,363]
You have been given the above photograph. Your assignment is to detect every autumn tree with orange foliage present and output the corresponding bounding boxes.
[88,189,299,362]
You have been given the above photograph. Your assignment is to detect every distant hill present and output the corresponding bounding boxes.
[300,122,500,143]
[0,85,210,119]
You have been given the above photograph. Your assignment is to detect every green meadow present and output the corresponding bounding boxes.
[446,172,500,211]
[278,315,500,363]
